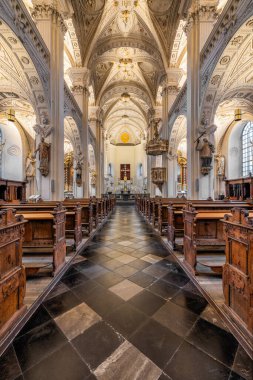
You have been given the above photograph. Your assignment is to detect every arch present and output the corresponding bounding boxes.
[168,115,187,156]
[200,13,253,127]
[0,17,50,124]
[64,116,82,155]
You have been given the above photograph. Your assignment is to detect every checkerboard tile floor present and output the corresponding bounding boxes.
[1,205,252,380]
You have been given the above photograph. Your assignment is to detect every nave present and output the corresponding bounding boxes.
[0,205,252,380]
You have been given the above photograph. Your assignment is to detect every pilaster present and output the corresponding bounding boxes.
[32,0,71,200]
[67,67,90,198]
[89,106,104,197]
[161,68,182,197]
[185,0,218,199]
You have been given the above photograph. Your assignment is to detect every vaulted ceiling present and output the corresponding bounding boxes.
[70,0,191,143]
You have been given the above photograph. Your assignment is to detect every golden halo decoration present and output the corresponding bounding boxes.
[120,132,130,143]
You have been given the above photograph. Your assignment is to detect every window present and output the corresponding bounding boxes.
[139,163,143,177]
[242,121,253,177]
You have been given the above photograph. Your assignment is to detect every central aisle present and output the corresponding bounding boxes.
[1,206,251,380]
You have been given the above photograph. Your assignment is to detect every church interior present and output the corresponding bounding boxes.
[0,0,253,378]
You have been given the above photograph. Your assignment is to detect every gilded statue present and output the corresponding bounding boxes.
[34,137,50,177]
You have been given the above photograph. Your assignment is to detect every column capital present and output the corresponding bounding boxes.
[89,106,103,123]
[162,67,183,94]
[199,4,219,22]
[183,1,219,35]
[32,0,73,33]
[67,67,90,95]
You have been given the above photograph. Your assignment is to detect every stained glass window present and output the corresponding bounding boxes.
[242,121,253,177]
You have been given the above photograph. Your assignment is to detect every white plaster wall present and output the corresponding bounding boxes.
[105,142,147,191]
[0,122,23,181]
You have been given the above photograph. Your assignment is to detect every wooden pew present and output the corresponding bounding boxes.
[222,208,253,343]
[63,199,92,235]
[0,202,83,249]
[0,209,27,339]
[17,203,66,277]
[182,202,253,275]
[183,203,227,275]
[157,197,186,235]
[168,200,253,250]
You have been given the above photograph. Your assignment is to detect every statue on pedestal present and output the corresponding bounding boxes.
[25,152,36,179]
[34,137,50,177]
[75,161,82,187]
[196,137,215,175]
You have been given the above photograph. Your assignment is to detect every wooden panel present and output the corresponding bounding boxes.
[0,209,26,336]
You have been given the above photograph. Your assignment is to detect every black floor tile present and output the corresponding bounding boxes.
[162,272,190,287]
[105,303,148,338]
[164,341,231,380]
[85,286,124,317]
[89,254,111,264]
[171,289,208,315]
[232,345,253,380]
[72,321,124,371]
[129,271,156,288]
[129,258,152,270]
[22,343,91,380]
[95,271,124,288]
[129,319,182,369]
[129,290,166,316]
[0,345,22,380]
[61,272,89,288]
[18,306,52,337]
[73,260,96,271]
[187,318,239,368]
[158,374,172,380]
[61,267,80,279]
[152,300,199,338]
[229,371,247,380]
[71,279,99,301]
[43,290,81,318]
[45,282,69,300]
[148,279,179,300]
[13,320,67,372]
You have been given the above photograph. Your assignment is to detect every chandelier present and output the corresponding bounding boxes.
[121,92,131,102]
[146,119,169,156]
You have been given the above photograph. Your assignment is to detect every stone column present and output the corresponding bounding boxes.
[161,68,182,197]
[185,0,218,199]
[67,67,90,198]
[89,106,104,197]
[32,1,71,200]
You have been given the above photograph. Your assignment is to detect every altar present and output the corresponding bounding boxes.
[116,192,135,201]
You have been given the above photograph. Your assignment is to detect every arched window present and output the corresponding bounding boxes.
[242,121,253,177]
[139,163,143,177]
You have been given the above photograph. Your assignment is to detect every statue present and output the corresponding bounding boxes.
[196,137,215,175]
[26,152,36,178]
[75,162,82,187]
[215,154,225,177]
[34,137,50,177]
